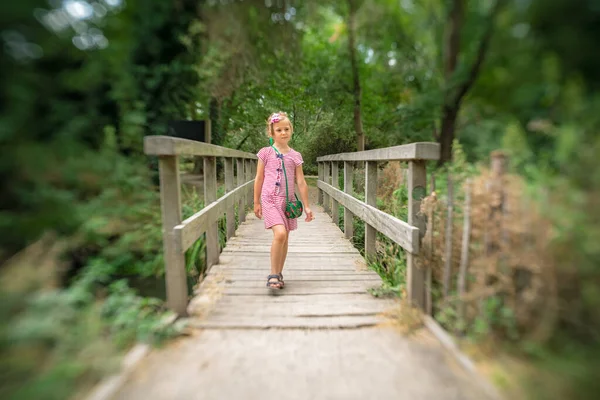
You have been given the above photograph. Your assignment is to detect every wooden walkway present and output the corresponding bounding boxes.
[187,208,392,329]
[111,206,492,400]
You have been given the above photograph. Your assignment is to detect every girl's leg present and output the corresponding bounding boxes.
[277,232,289,275]
[269,225,287,287]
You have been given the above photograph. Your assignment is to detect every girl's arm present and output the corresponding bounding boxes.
[295,165,314,222]
[253,160,265,218]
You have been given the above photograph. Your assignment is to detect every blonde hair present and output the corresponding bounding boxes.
[266,111,293,138]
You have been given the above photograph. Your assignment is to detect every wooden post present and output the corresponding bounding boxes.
[443,173,454,298]
[236,158,246,224]
[486,151,508,254]
[225,158,235,240]
[491,151,508,247]
[204,156,219,269]
[407,160,426,309]
[425,174,436,315]
[245,159,252,210]
[331,162,340,226]
[491,150,507,177]
[158,155,188,316]
[317,162,324,205]
[458,178,472,323]
[479,151,509,317]
[323,162,331,214]
[365,161,377,260]
[344,161,354,239]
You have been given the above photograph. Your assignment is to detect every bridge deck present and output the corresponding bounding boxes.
[187,208,392,329]
[111,206,492,400]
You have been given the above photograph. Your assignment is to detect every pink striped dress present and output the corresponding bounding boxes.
[257,146,304,231]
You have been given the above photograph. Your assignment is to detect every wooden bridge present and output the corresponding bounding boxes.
[96,136,497,400]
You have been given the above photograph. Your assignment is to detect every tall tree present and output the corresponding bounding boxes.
[438,0,506,165]
[347,0,365,151]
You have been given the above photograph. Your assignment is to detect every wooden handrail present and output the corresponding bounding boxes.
[145,135,258,159]
[174,181,254,252]
[316,142,439,162]
[145,135,256,316]
[317,180,419,253]
[316,142,440,309]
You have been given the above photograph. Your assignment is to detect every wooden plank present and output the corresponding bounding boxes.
[206,303,389,315]
[189,315,383,329]
[202,279,380,289]
[218,253,363,261]
[226,237,347,243]
[207,269,379,277]
[214,263,366,271]
[224,241,350,246]
[224,158,235,240]
[236,158,246,224]
[212,268,370,274]
[407,160,427,309]
[317,142,440,162]
[174,181,254,251]
[222,241,357,249]
[204,156,219,269]
[144,136,257,159]
[221,247,358,254]
[158,156,188,316]
[216,259,369,270]
[218,287,375,295]
[191,293,382,305]
[199,301,388,315]
[365,161,377,259]
[344,161,354,239]
[206,271,380,280]
[317,181,420,254]
[331,162,340,226]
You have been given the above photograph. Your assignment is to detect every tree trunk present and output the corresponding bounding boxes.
[439,0,464,166]
[209,97,220,145]
[444,0,464,81]
[438,0,505,167]
[439,105,459,165]
[347,0,365,152]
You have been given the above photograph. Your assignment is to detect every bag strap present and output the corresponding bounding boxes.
[271,145,292,200]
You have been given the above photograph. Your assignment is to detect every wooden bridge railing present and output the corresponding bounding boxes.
[316,142,440,310]
[144,136,257,316]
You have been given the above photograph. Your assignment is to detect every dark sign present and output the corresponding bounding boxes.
[167,120,207,142]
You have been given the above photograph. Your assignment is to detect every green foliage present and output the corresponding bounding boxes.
[0,292,117,400]
[367,236,407,299]
[300,112,356,175]
[0,271,183,400]
[436,296,519,342]
[351,218,366,254]
[101,280,183,348]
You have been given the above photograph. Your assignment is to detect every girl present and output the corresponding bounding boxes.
[254,111,314,289]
